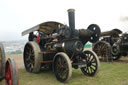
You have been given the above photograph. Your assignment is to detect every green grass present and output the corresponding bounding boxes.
[1,61,128,85]
[17,62,128,85]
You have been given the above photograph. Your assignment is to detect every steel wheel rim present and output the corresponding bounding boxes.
[111,45,121,60]
[5,61,13,85]
[0,43,6,80]
[5,58,19,85]
[0,48,2,78]
[24,43,35,72]
[81,51,98,76]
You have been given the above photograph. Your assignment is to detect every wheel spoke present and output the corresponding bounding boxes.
[87,54,91,62]
[91,64,96,68]
[25,56,30,62]
[101,44,105,50]
[90,57,96,63]
[89,67,92,74]
[90,66,95,72]
[88,67,91,74]
[89,55,94,62]
[87,67,90,73]
[81,50,99,76]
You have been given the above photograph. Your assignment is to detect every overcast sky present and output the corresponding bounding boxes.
[0,0,128,41]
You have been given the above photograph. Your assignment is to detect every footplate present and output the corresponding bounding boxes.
[72,63,87,68]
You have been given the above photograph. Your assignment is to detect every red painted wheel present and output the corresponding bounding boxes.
[5,58,19,85]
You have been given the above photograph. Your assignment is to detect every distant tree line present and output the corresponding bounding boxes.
[6,50,22,54]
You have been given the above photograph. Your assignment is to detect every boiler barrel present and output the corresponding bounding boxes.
[101,29,122,37]
[54,40,83,54]
[100,31,113,36]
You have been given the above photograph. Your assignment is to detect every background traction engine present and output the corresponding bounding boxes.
[0,43,19,85]
[93,29,124,61]
[22,9,101,82]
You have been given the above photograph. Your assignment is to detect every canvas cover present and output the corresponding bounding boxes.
[22,21,64,36]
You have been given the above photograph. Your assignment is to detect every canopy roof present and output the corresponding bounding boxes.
[22,21,64,36]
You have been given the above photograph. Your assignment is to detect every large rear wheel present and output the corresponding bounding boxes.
[24,41,42,73]
[0,43,5,80]
[53,52,72,82]
[81,50,100,76]
[93,41,112,61]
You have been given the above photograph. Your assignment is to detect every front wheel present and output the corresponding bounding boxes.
[111,45,121,60]
[53,52,72,82]
[81,50,100,76]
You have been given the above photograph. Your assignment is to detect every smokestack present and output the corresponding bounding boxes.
[67,9,75,35]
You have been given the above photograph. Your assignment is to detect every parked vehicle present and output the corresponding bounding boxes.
[22,9,101,82]
[92,28,128,61]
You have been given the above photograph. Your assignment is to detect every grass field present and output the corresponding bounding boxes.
[1,55,128,85]
[18,62,128,85]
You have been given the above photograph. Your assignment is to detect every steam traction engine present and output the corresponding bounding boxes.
[93,28,128,61]
[111,31,128,60]
[0,43,19,85]
[22,9,101,82]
